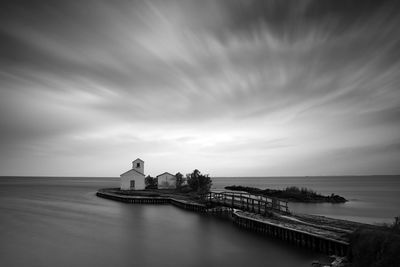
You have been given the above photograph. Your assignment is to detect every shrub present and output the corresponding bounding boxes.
[349,223,400,267]
[186,169,212,194]
[175,172,184,189]
[145,175,157,189]
[179,184,192,193]
[285,186,317,196]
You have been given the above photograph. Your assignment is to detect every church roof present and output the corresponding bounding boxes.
[132,158,144,163]
[120,168,145,177]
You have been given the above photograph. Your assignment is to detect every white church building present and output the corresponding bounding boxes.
[120,158,145,190]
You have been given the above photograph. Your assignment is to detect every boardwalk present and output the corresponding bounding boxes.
[199,191,350,256]
[231,210,349,256]
[200,191,290,214]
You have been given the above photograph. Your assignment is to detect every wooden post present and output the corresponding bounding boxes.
[264,201,267,216]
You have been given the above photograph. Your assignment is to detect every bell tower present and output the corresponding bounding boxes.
[132,158,144,174]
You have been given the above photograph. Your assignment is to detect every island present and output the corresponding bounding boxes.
[224,185,347,203]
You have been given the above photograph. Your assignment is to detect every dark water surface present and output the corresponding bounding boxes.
[0,177,325,267]
[213,175,400,224]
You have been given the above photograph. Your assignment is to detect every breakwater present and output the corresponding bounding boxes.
[96,190,349,256]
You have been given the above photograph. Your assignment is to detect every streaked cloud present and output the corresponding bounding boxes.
[0,0,399,176]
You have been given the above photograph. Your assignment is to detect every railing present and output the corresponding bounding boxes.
[200,191,289,214]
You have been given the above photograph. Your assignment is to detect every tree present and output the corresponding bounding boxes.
[198,173,212,194]
[186,169,212,194]
[145,175,157,189]
[175,172,183,189]
[186,169,199,191]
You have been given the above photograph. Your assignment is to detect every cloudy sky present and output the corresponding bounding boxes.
[1,0,399,177]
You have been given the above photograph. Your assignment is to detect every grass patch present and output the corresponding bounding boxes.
[349,219,400,267]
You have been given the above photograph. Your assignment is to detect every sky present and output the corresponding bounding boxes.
[0,0,399,177]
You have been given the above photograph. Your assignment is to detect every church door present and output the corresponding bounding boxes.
[130,180,135,189]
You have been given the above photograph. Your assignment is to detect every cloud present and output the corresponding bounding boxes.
[0,0,399,176]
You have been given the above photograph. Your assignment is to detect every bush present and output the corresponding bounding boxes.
[284,186,317,196]
[349,223,400,267]
[179,184,192,193]
[145,175,157,189]
[186,169,212,194]
[175,172,184,189]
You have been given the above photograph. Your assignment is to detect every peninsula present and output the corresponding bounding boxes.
[225,185,348,203]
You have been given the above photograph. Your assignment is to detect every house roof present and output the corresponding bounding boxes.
[132,158,144,163]
[120,168,145,177]
[156,172,175,178]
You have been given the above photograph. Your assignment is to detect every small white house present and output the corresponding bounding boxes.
[156,172,176,189]
[120,158,145,190]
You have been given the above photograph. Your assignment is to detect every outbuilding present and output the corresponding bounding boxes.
[120,158,145,190]
[156,172,176,189]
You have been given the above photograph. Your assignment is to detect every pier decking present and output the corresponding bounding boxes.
[232,210,349,256]
[200,191,289,214]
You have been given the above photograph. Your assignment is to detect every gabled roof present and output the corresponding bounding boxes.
[132,158,144,163]
[156,172,175,178]
[120,168,145,177]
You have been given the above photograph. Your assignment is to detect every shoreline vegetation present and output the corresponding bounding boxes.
[225,185,348,203]
[349,219,400,267]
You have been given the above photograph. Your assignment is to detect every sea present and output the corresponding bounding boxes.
[213,175,400,225]
[0,175,398,267]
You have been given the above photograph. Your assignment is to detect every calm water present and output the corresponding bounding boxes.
[0,177,326,267]
[213,176,400,224]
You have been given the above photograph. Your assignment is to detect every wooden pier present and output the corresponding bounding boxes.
[97,190,349,256]
[231,211,349,256]
[200,191,290,214]
[198,191,349,256]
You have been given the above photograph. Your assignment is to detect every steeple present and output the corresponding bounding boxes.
[132,158,144,174]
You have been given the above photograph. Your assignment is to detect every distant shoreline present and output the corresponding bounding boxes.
[1,174,399,178]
